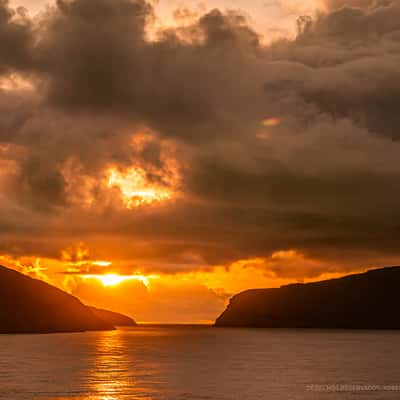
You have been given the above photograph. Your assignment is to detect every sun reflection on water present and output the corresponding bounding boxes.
[84,329,161,400]
[87,330,137,399]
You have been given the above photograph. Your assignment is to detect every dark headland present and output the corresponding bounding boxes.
[89,306,136,326]
[215,266,400,329]
[0,265,133,334]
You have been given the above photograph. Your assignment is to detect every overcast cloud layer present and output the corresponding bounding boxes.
[1,0,400,280]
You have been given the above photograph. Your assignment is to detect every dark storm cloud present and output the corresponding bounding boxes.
[1,0,400,273]
[323,0,392,10]
[0,0,32,73]
[324,0,371,9]
[269,1,400,138]
[37,0,152,112]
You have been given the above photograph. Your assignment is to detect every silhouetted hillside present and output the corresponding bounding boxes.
[89,307,136,326]
[0,266,114,333]
[215,267,400,329]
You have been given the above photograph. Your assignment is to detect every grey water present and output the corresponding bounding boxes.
[1,326,400,399]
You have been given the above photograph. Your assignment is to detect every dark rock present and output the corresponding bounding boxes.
[89,306,136,326]
[215,266,400,329]
[0,265,114,333]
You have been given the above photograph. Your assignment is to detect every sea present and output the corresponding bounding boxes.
[1,325,400,399]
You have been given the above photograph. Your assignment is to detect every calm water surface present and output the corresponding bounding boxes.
[1,326,400,399]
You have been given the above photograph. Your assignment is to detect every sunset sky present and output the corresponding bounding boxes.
[1,0,400,322]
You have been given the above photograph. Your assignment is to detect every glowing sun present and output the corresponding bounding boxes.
[83,274,151,288]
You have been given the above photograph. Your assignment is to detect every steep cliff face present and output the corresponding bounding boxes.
[0,266,114,333]
[215,267,400,329]
[89,307,136,326]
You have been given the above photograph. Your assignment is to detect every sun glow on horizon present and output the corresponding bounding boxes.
[82,273,156,288]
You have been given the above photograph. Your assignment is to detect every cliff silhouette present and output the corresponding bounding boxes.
[215,267,400,329]
[0,265,132,333]
[89,306,136,326]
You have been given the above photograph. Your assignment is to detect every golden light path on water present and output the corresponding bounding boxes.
[88,331,137,400]
[49,329,164,400]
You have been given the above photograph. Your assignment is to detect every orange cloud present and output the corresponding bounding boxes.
[0,254,50,282]
[65,274,223,324]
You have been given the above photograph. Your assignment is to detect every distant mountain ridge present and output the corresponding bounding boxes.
[215,266,400,329]
[0,265,133,334]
